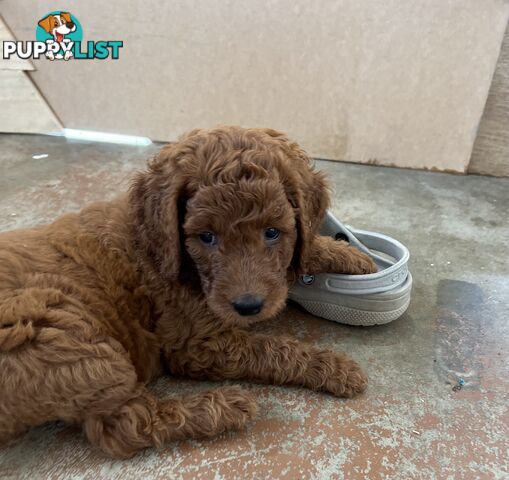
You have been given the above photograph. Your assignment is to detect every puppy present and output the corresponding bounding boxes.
[0,126,376,458]
[37,12,76,60]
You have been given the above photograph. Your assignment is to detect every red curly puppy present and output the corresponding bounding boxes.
[0,126,376,458]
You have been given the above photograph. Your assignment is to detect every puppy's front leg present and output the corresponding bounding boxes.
[302,235,377,274]
[167,330,367,398]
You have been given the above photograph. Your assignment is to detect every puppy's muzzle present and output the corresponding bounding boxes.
[232,294,265,316]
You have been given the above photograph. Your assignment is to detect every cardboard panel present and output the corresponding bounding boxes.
[2,1,509,172]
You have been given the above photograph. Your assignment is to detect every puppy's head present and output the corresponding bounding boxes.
[130,126,329,326]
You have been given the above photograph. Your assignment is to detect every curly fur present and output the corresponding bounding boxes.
[0,126,376,458]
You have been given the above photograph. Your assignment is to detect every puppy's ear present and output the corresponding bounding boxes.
[129,146,189,281]
[271,133,329,274]
[287,168,329,274]
[38,15,53,33]
[60,12,72,23]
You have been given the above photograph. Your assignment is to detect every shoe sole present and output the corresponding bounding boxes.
[289,272,412,326]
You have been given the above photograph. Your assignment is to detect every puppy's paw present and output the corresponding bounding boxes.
[307,351,368,398]
[345,248,377,275]
[329,354,368,398]
[215,385,259,427]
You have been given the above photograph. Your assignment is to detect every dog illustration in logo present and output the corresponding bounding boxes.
[37,12,76,60]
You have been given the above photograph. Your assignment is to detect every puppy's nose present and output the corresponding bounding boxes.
[67,21,75,29]
[232,294,265,316]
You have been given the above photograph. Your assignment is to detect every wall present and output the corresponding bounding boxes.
[1,1,509,172]
[469,22,509,177]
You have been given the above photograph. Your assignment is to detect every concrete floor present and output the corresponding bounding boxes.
[0,134,508,480]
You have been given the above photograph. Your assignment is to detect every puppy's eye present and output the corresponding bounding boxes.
[199,231,217,246]
[264,227,280,243]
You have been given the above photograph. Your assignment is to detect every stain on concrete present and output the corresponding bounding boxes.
[434,280,485,390]
[471,216,501,228]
